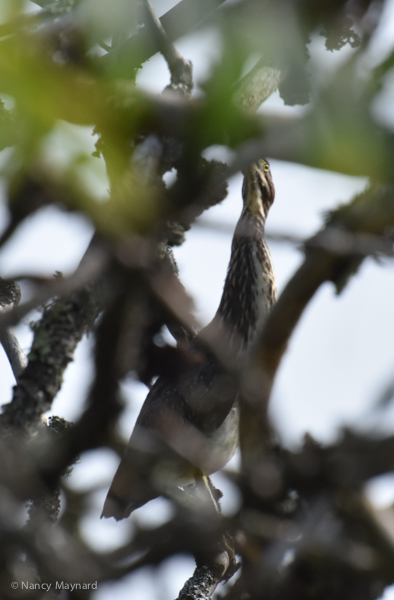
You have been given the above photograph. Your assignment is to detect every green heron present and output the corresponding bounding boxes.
[102,159,276,520]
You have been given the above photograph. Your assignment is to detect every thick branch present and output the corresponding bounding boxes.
[177,566,221,600]
[240,184,394,465]
[232,60,282,111]
[285,429,394,489]
[0,244,108,429]
[1,286,100,429]
[259,184,394,383]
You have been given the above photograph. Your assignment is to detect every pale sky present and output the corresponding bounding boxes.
[1,1,394,598]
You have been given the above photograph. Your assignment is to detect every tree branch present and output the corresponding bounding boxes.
[143,0,193,96]
[259,184,394,382]
[99,0,226,77]
[0,278,27,380]
[0,326,27,380]
[177,566,222,600]
[0,244,108,430]
[232,59,282,111]
[239,184,394,466]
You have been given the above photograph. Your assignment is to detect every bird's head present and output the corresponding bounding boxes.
[241,158,275,221]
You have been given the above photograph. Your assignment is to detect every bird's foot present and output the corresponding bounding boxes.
[221,532,240,582]
[204,532,240,583]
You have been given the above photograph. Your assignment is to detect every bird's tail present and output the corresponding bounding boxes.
[101,450,158,520]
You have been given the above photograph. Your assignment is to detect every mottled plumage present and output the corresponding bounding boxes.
[102,159,276,520]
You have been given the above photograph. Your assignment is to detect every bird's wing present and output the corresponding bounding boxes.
[102,361,238,520]
[101,440,160,520]
[137,359,237,435]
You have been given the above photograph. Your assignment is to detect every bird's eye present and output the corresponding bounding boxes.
[263,164,270,173]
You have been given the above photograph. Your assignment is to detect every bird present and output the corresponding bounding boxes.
[102,158,277,520]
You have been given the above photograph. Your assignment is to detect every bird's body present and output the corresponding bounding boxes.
[102,159,276,520]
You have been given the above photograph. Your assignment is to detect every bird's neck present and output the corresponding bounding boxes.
[214,210,276,355]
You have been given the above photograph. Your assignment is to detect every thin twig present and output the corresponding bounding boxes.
[0,325,27,379]
[143,0,193,95]
[98,40,111,52]
[0,279,27,380]
[100,0,226,77]
[195,219,394,257]
[0,247,107,332]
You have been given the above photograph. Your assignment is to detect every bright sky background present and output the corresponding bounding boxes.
[1,1,394,598]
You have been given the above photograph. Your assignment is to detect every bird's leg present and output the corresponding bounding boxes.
[221,532,239,581]
[182,474,220,514]
[197,475,239,579]
[206,476,223,513]
[167,472,222,513]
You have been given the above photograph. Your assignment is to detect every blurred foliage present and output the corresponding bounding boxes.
[1,0,394,599]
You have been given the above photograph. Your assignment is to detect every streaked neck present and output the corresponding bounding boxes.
[215,209,276,355]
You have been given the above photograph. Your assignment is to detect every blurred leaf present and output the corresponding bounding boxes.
[0,0,24,22]
[304,60,392,178]
[374,50,394,83]
[0,99,17,150]
[79,0,141,45]
[0,36,111,145]
[197,34,263,146]
[87,166,164,236]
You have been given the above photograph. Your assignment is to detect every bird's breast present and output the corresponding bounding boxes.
[245,242,276,350]
[205,403,239,474]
